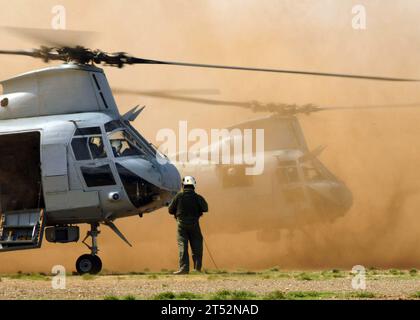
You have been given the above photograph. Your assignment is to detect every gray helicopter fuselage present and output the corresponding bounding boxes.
[0,64,181,226]
[177,115,353,234]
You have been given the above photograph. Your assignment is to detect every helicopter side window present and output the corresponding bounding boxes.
[303,167,323,181]
[72,136,107,160]
[108,130,144,158]
[277,161,300,183]
[71,126,108,160]
[301,161,323,181]
[71,138,91,161]
[81,165,116,187]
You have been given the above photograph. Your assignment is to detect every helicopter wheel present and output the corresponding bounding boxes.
[76,254,102,275]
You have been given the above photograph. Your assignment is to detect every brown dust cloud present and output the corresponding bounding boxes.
[0,0,419,272]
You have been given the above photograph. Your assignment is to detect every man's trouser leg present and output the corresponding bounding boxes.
[177,223,190,272]
[190,222,203,271]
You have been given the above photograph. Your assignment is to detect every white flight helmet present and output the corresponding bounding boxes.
[182,176,197,187]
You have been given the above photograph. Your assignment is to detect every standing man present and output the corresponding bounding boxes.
[169,176,208,275]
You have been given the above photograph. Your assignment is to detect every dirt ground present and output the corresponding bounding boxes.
[0,270,418,300]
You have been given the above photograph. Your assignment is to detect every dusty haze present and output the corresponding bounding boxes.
[0,0,419,272]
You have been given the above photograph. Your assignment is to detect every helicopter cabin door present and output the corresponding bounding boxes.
[0,132,45,251]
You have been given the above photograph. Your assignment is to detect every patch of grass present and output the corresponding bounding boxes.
[147,274,158,279]
[330,270,345,278]
[235,271,257,275]
[231,269,257,276]
[264,291,286,300]
[388,269,405,276]
[295,272,316,281]
[347,291,376,299]
[104,295,137,300]
[409,269,418,276]
[81,274,96,280]
[274,272,292,279]
[410,292,420,299]
[207,269,228,275]
[128,271,145,275]
[153,292,177,300]
[151,291,203,300]
[8,272,49,281]
[190,270,204,275]
[211,290,257,300]
[177,292,202,300]
[320,270,345,279]
[286,291,337,300]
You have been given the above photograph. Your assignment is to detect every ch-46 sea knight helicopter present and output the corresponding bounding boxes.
[114,91,420,241]
[0,29,418,273]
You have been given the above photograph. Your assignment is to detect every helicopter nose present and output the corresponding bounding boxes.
[115,158,181,193]
[332,182,353,212]
[160,162,182,193]
[307,181,353,216]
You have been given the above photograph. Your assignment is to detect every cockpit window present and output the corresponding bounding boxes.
[105,120,123,132]
[301,160,324,181]
[72,137,107,160]
[81,165,116,187]
[280,166,299,183]
[116,163,160,207]
[303,167,323,181]
[71,138,91,160]
[108,130,144,158]
[75,127,101,136]
[277,160,300,183]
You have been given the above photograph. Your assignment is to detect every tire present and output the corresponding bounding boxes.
[91,255,102,274]
[76,254,102,275]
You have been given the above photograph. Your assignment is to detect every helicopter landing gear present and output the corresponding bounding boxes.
[76,223,102,275]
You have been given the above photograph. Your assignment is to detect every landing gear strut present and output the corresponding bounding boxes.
[76,223,102,275]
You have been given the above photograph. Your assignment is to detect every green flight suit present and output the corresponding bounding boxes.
[168,187,208,272]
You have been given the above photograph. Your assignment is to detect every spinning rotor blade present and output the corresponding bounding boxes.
[2,26,97,47]
[317,103,420,112]
[2,27,420,82]
[113,88,245,107]
[114,88,420,115]
[0,27,417,81]
[112,88,221,96]
[128,57,420,82]
[0,49,38,58]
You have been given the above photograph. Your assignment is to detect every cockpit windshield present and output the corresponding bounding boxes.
[299,159,334,182]
[108,130,145,158]
[104,120,158,157]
